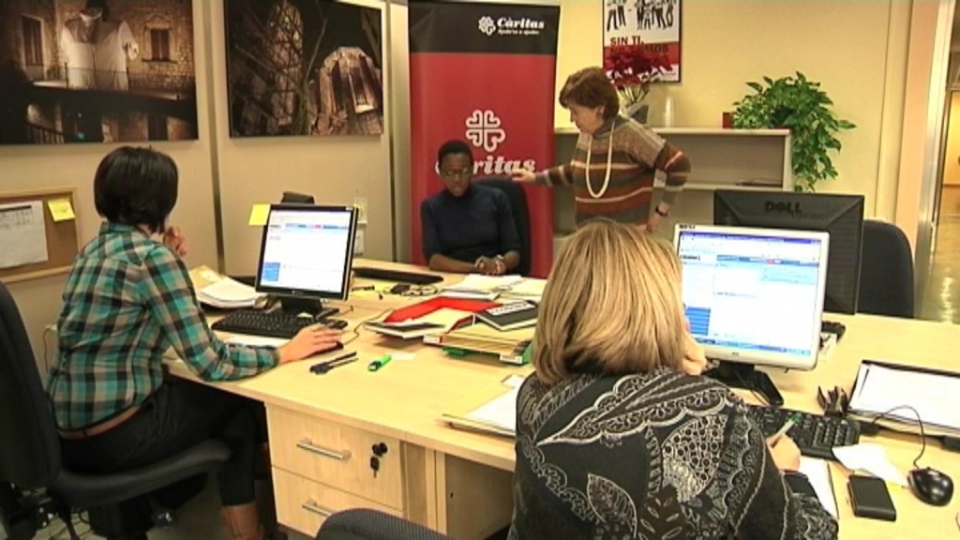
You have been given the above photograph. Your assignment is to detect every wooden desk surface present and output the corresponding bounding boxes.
[170,259,960,539]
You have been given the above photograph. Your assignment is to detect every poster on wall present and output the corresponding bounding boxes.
[224,0,384,138]
[602,0,681,82]
[409,1,560,277]
[0,0,198,146]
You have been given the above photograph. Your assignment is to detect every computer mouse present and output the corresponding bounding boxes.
[296,312,315,319]
[325,319,349,330]
[908,467,954,506]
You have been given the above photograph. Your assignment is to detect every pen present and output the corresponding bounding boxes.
[310,351,357,374]
[768,415,799,445]
[368,354,393,372]
[312,356,357,374]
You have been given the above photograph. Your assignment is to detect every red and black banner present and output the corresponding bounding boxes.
[409,1,561,277]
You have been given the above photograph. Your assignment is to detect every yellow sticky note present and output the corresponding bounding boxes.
[249,204,270,226]
[48,198,75,222]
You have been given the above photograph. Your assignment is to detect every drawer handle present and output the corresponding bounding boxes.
[297,439,352,461]
[302,500,333,518]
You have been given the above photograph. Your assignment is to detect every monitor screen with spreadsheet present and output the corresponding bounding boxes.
[255,204,358,301]
[674,224,830,371]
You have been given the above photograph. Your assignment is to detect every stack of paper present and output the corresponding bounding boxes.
[443,385,519,437]
[847,361,960,437]
[441,274,524,300]
[197,277,264,309]
[502,278,547,301]
[365,308,474,339]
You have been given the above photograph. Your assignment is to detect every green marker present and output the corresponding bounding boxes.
[368,354,392,372]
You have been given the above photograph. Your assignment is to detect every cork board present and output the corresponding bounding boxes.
[0,187,81,284]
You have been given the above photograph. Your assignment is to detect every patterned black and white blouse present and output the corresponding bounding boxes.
[508,369,839,540]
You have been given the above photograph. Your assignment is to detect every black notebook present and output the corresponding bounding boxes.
[476,301,538,331]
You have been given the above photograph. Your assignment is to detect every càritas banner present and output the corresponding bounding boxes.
[408,1,560,277]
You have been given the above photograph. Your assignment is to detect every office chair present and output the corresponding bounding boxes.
[316,509,452,540]
[475,177,532,276]
[857,220,915,318]
[0,282,231,540]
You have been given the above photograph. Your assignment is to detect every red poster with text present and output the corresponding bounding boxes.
[409,2,560,277]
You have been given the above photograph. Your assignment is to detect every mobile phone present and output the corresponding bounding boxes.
[848,475,896,521]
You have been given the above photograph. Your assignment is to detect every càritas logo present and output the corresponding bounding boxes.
[478,16,497,36]
[462,110,537,175]
[477,15,546,36]
[465,110,506,152]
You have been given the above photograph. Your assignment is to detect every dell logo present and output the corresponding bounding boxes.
[765,201,800,214]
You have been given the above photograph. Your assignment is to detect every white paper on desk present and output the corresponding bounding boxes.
[224,335,287,348]
[466,386,519,434]
[832,443,907,486]
[445,274,524,293]
[503,278,547,300]
[0,201,48,269]
[198,277,264,309]
[849,363,960,432]
[798,457,838,519]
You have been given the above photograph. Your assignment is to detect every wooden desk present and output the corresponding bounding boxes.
[168,261,960,539]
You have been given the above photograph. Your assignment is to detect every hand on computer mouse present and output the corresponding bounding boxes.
[277,326,343,364]
[767,436,801,472]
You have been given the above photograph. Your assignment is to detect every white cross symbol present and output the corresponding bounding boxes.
[465,110,506,153]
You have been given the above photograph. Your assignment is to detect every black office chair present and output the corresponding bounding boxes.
[0,282,231,540]
[475,177,532,276]
[316,509,452,540]
[857,220,915,318]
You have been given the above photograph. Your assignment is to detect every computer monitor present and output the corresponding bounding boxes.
[255,205,358,313]
[713,190,864,315]
[675,224,830,406]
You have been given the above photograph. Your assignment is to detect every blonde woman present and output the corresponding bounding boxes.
[508,221,838,540]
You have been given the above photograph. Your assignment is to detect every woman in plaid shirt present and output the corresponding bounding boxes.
[47,147,340,539]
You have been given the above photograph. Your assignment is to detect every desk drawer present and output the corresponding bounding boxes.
[267,407,403,508]
[274,468,401,536]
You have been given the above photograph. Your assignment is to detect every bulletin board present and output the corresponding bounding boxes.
[0,187,80,284]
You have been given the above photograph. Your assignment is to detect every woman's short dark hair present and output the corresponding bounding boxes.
[559,67,620,120]
[94,146,178,234]
[437,139,474,167]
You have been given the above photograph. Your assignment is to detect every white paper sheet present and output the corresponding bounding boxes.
[198,277,263,308]
[466,386,520,434]
[0,201,48,269]
[799,457,839,519]
[224,335,287,348]
[832,443,907,486]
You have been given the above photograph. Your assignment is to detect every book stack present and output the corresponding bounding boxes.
[476,301,538,331]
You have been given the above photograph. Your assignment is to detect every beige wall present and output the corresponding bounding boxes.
[554,0,912,220]
[0,0,220,363]
[942,92,960,186]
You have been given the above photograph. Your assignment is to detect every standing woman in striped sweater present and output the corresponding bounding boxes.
[513,67,690,232]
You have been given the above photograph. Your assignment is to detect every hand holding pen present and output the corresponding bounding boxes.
[766,415,802,472]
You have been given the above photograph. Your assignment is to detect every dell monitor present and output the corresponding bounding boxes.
[675,224,830,406]
[714,190,864,315]
[255,204,358,315]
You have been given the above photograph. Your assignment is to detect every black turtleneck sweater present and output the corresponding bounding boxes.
[420,184,521,264]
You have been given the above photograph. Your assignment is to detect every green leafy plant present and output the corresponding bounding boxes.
[732,72,855,192]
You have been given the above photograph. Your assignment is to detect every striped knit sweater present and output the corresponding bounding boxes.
[537,115,690,226]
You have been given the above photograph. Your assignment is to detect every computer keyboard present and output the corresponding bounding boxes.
[211,309,341,339]
[746,404,861,461]
[352,266,444,285]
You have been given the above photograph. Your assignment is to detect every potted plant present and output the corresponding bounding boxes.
[732,72,855,192]
[603,43,670,124]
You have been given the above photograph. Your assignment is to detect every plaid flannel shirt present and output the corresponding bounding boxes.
[47,222,278,430]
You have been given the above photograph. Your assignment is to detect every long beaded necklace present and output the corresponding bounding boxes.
[584,132,614,199]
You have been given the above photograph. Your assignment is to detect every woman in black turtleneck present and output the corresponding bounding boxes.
[420,139,521,275]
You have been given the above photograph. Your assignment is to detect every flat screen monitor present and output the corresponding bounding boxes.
[255,205,358,302]
[713,190,864,315]
[675,224,830,405]
[281,192,315,204]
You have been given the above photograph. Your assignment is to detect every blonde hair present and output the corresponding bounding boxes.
[534,220,686,385]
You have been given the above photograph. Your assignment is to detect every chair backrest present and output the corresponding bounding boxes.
[316,508,452,540]
[0,282,62,488]
[857,220,915,318]
[474,177,532,276]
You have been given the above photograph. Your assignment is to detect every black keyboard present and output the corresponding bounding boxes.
[212,309,339,339]
[746,404,861,461]
[352,266,444,285]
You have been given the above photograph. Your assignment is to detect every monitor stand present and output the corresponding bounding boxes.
[704,361,784,407]
[279,297,338,319]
